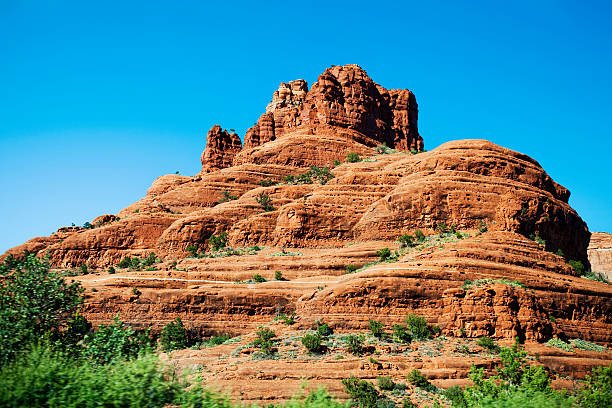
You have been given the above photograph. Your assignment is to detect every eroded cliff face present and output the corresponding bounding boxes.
[588,232,612,281]
[2,64,608,354]
[243,64,423,152]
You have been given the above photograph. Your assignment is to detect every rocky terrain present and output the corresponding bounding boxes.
[3,64,610,405]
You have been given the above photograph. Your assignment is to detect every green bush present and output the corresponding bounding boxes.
[405,314,430,340]
[84,315,152,364]
[0,346,212,408]
[208,232,228,252]
[301,333,324,353]
[275,270,284,280]
[345,264,359,274]
[256,192,275,211]
[435,222,448,234]
[377,376,395,391]
[345,334,364,355]
[392,324,411,344]
[346,152,361,163]
[218,190,238,203]
[253,274,266,283]
[477,336,500,353]
[253,328,275,354]
[414,229,425,243]
[577,363,612,408]
[118,256,132,268]
[570,338,607,352]
[276,312,296,325]
[478,220,488,233]
[376,143,392,155]
[333,159,342,167]
[406,369,434,391]
[108,266,116,274]
[160,317,189,352]
[398,234,414,248]
[316,321,334,337]
[368,320,385,338]
[0,253,83,365]
[202,334,231,347]
[376,247,392,261]
[259,179,275,187]
[80,263,89,275]
[545,337,574,353]
[342,376,380,408]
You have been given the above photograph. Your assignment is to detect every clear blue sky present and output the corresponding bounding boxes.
[1,0,610,253]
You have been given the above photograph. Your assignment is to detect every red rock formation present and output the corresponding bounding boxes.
[200,125,242,173]
[243,65,423,152]
[588,232,612,281]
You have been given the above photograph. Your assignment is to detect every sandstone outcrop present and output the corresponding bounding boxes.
[243,65,423,152]
[200,125,242,173]
[2,64,608,351]
[588,232,612,281]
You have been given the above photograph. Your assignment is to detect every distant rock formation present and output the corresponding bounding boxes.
[243,64,423,151]
[588,232,612,280]
[200,125,242,173]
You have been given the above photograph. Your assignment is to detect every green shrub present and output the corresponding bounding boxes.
[377,376,395,391]
[118,256,132,268]
[398,234,414,248]
[478,220,488,233]
[0,346,211,408]
[253,274,266,283]
[0,254,83,365]
[301,333,323,353]
[392,324,411,344]
[477,336,500,353]
[85,315,152,364]
[545,337,574,353]
[345,264,359,274]
[208,232,228,252]
[202,334,231,347]
[316,321,334,337]
[530,234,546,247]
[376,247,392,261]
[80,263,89,275]
[405,314,430,340]
[275,270,284,281]
[256,192,275,211]
[253,328,275,354]
[259,179,275,187]
[218,190,238,203]
[346,334,364,355]
[333,159,342,167]
[401,398,416,408]
[577,363,612,408]
[414,229,425,242]
[276,312,296,325]
[369,320,385,338]
[108,266,116,274]
[346,152,361,163]
[444,385,467,408]
[160,317,189,352]
[570,338,607,352]
[406,369,434,391]
[435,222,448,234]
[342,376,380,408]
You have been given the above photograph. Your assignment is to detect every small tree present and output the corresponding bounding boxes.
[345,264,359,274]
[85,315,152,364]
[376,247,391,261]
[346,152,361,163]
[256,193,274,212]
[342,376,380,408]
[208,232,228,252]
[377,376,395,391]
[253,274,266,283]
[406,314,431,340]
[414,229,425,242]
[369,320,385,338]
[398,234,415,248]
[185,245,199,258]
[253,328,275,354]
[160,317,189,352]
[274,270,284,281]
[316,321,334,337]
[301,333,323,353]
[392,324,411,343]
[346,334,364,355]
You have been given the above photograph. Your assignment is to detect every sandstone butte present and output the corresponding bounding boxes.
[3,64,611,405]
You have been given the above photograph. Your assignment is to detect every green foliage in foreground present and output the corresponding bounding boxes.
[0,345,351,408]
[0,254,83,365]
[446,338,612,408]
